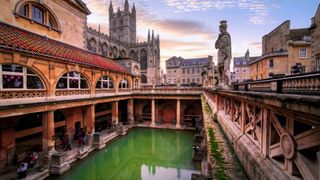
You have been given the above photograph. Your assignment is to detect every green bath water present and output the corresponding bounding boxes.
[48,128,200,180]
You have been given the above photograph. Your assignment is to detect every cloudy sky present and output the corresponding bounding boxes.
[83,0,319,69]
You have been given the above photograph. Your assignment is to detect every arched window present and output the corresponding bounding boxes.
[101,43,108,56]
[96,76,114,89]
[16,1,60,30]
[88,38,97,52]
[56,72,88,89]
[140,49,147,70]
[119,79,128,89]
[112,47,118,59]
[120,50,126,58]
[129,50,137,59]
[0,64,44,90]
[141,74,147,84]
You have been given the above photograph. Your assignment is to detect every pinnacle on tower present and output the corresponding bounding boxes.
[148,29,150,42]
[152,30,154,41]
[132,3,136,15]
[124,0,129,12]
[109,0,113,15]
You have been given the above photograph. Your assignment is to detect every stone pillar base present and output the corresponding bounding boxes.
[93,133,106,150]
[50,152,70,175]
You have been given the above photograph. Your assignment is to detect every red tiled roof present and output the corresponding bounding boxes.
[0,22,129,74]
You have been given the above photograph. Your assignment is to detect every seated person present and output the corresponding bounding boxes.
[17,161,28,179]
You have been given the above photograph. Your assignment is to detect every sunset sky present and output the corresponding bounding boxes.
[83,0,319,69]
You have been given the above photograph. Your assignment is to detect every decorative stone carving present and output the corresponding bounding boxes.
[280,132,295,159]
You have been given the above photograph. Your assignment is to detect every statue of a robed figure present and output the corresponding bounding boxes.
[215,20,231,89]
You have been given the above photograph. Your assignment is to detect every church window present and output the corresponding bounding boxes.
[141,74,147,84]
[96,76,114,89]
[17,1,60,31]
[56,72,88,89]
[140,50,148,70]
[119,79,129,89]
[1,64,44,90]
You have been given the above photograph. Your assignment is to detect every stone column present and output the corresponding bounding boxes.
[151,99,156,126]
[85,104,95,134]
[42,111,55,151]
[176,99,181,128]
[127,99,134,125]
[112,101,119,124]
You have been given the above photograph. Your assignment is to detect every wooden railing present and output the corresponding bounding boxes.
[233,71,320,95]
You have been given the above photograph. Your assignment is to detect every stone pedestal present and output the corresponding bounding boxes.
[93,133,105,150]
[50,152,70,175]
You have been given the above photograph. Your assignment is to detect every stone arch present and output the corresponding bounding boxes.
[120,49,126,58]
[88,38,97,52]
[141,74,147,84]
[100,42,108,56]
[112,46,118,59]
[129,50,137,59]
[140,49,148,70]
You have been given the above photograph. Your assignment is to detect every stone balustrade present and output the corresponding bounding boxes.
[233,71,320,95]
[203,90,320,180]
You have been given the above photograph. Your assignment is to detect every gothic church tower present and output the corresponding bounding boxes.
[109,0,136,44]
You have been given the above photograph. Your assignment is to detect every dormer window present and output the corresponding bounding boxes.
[15,1,60,31]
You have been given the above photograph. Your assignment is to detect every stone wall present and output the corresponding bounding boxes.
[311,5,320,71]
[262,21,290,54]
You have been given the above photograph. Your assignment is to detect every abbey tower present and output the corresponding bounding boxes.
[86,0,161,85]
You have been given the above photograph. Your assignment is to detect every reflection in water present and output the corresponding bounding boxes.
[48,128,200,180]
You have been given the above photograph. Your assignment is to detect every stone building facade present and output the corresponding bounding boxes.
[165,56,213,86]
[86,0,161,86]
[249,20,312,80]
[233,50,259,83]
[310,4,320,71]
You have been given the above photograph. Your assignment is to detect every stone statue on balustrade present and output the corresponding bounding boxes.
[215,20,232,89]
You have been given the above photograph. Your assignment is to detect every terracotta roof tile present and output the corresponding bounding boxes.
[0,22,129,74]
